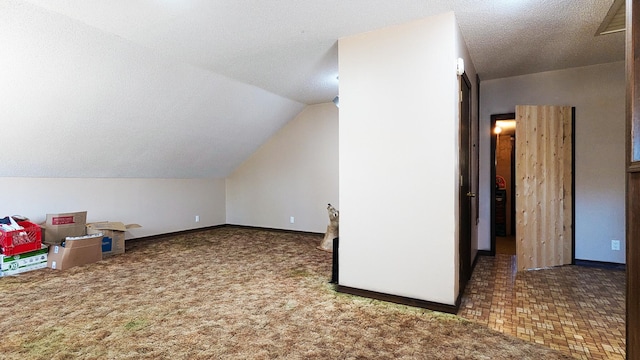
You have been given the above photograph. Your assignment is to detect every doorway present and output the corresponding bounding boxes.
[490,107,575,270]
[490,113,515,256]
[495,118,516,255]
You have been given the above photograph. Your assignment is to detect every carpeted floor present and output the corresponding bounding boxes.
[0,227,572,359]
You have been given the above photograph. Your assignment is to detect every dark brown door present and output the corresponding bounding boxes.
[459,73,472,294]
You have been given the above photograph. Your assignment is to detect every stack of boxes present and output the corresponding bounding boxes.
[43,211,103,271]
[0,217,47,277]
[43,211,140,270]
[0,211,140,276]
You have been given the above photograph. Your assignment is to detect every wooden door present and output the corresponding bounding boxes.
[515,105,573,271]
[459,74,472,292]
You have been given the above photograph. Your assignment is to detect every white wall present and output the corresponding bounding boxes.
[479,61,626,263]
[0,0,304,179]
[226,103,339,233]
[339,12,469,305]
[0,177,226,238]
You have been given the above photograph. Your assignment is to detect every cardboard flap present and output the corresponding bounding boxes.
[87,222,127,232]
[87,222,142,232]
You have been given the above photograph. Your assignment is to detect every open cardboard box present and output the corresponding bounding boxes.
[41,211,87,245]
[87,222,141,257]
[47,233,103,270]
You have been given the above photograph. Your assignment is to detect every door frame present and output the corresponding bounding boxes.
[626,0,640,356]
[459,72,473,295]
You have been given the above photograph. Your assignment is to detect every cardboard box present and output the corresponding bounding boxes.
[41,211,87,245]
[47,234,103,270]
[0,245,48,277]
[86,222,141,257]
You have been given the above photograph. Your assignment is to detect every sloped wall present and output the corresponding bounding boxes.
[0,0,305,238]
[0,0,303,179]
[226,103,339,233]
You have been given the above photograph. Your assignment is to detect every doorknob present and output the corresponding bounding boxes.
[466,192,476,197]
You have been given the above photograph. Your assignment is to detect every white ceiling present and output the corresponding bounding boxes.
[21,0,624,105]
[0,0,625,178]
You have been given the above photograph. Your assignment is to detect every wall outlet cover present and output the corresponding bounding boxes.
[611,240,620,251]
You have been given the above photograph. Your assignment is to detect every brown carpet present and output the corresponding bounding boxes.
[0,227,572,359]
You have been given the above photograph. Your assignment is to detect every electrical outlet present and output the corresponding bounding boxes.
[611,239,620,251]
[290,216,295,224]
[195,215,200,223]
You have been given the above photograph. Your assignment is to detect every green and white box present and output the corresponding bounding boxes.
[0,246,48,277]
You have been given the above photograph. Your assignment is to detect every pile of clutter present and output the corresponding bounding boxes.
[0,211,140,277]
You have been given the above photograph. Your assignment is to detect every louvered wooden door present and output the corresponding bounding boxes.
[515,105,573,271]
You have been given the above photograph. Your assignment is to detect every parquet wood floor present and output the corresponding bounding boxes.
[459,255,625,359]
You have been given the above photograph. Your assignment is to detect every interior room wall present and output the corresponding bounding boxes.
[226,103,339,233]
[339,12,475,306]
[479,61,626,263]
[0,177,226,238]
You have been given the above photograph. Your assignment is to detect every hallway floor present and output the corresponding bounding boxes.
[496,235,516,255]
[458,255,626,359]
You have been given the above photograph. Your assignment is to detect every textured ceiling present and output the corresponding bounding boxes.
[21,0,625,105]
[0,0,625,179]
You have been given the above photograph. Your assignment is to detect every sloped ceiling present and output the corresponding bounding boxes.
[0,0,624,178]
